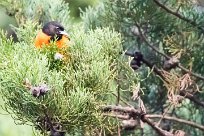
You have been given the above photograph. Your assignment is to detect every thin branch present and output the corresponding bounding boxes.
[118,125,121,136]
[176,4,181,13]
[103,113,130,120]
[112,93,133,107]
[103,105,141,117]
[156,105,172,126]
[152,0,204,32]
[178,64,204,81]
[117,83,120,105]
[142,117,174,136]
[146,114,204,131]
[179,90,204,107]
[142,57,166,81]
[163,0,169,5]
[134,23,170,59]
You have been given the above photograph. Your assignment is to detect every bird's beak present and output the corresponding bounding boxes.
[59,30,69,36]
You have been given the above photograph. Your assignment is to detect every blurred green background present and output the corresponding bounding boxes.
[0,0,99,32]
[0,0,98,135]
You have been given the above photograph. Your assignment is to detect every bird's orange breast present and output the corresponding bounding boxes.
[35,30,51,48]
[34,30,69,48]
[56,35,69,48]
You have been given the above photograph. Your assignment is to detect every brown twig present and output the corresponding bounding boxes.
[178,64,204,81]
[156,105,172,127]
[112,93,133,107]
[142,57,166,81]
[146,114,204,131]
[103,105,141,117]
[179,90,204,107]
[118,125,121,136]
[117,84,120,105]
[142,117,174,136]
[103,113,130,120]
[152,0,204,32]
[176,4,181,13]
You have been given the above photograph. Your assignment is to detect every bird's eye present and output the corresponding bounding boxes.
[56,26,64,31]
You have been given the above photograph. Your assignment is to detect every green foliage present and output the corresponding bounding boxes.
[0,0,71,28]
[0,19,126,135]
[66,0,98,19]
[81,3,105,31]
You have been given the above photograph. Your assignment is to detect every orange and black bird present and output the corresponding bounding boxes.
[35,21,69,48]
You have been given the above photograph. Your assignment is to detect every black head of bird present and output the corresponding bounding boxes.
[35,21,69,48]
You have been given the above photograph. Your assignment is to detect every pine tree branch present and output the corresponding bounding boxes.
[133,23,204,81]
[152,0,204,32]
[177,64,204,81]
[112,93,133,107]
[125,51,204,108]
[144,56,204,107]
[103,113,130,120]
[179,90,204,107]
[103,105,141,117]
[142,117,174,136]
[146,114,204,131]
[143,58,204,108]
